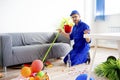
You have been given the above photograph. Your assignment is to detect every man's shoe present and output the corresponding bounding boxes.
[86,52,91,64]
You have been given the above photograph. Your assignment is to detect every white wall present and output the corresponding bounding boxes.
[93,14,120,48]
[0,0,85,33]
[93,14,120,33]
[90,0,120,48]
[84,0,120,49]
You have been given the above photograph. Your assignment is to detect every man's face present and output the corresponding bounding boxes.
[71,14,80,24]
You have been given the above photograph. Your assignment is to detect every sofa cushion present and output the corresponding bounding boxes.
[22,32,55,45]
[12,44,52,64]
[8,33,24,46]
[12,43,71,65]
[52,43,71,58]
[56,33,70,44]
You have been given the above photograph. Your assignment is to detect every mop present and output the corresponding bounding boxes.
[42,32,60,63]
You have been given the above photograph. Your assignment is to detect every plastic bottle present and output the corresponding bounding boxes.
[67,54,71,67]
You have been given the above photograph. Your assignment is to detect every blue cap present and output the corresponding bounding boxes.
[70,10,80,16]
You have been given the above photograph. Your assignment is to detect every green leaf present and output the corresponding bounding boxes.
[59,17,74,29]
[94,59,120,80]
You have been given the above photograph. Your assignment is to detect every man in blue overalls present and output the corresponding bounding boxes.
[58,10,91,66]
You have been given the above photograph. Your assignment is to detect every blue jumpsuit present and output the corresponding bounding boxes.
[64,20,90,66]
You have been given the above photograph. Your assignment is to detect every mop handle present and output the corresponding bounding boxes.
[42,32,60,62]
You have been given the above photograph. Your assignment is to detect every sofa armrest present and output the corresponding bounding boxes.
[55,33,71,45]
[0,34,13,67]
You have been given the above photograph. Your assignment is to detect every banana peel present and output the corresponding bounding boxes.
[46,64,53,68]
[44,61,53,68]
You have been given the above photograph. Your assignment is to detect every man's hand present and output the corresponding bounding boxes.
[84,30,90,34]
[57,29,63,33]
[84,30,91,43]
[57,28,70,39]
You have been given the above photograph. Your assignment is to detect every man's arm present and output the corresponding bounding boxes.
[57,29,70,39]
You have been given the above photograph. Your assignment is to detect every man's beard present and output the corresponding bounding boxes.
[74,20,79,25]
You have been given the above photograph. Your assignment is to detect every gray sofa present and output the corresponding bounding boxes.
[0,32,71,68]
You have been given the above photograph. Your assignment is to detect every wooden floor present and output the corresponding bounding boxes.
[0,48,119,80]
